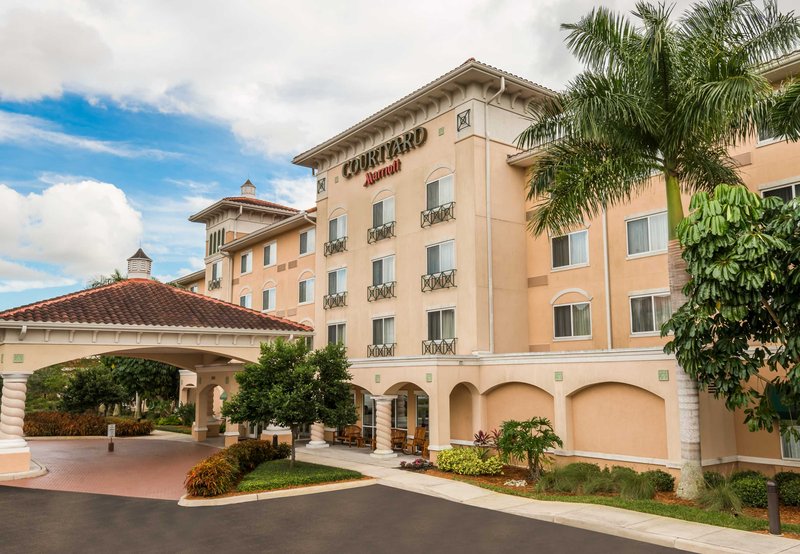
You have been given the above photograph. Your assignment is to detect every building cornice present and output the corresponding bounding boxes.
[221,212,317,254]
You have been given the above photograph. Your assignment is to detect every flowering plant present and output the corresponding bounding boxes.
[399,458,434,471]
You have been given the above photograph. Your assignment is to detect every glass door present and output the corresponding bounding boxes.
[247,421,263,439]
[362,393,375,440]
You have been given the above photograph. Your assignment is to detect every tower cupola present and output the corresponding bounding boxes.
[127,248,152,279]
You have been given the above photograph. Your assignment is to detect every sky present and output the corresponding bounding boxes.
[0,0,765,309]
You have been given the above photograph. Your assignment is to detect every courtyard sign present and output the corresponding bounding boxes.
[341,126,427,185]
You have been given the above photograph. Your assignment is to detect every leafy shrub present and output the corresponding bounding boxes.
[436,447,503,476]
[643,470,675,492]
[563,462,602,480]
[775,471,800,488]
[779,477,800,506]
[176,403,195,426]
[184,456,238,497]
[400,458,434,471]
[703,471,725,489]
[156,415,182,426]
[729,469,765,483]
[582,473,618,494]
[730,475,768,508]
[609,466,637,480]
[617,472,656,500]
[106,417,153,436]
[224,440,283,472]
[24,411,105,436]
[698,482,743,515]
[535,467,584,493]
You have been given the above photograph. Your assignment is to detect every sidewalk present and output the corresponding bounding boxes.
[296,446,800,554]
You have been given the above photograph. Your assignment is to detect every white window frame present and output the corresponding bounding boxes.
[425,240,456,275]
[550,229,589,271]
[553,301,592,341]
[328,215,347,241]
[327,267,347,295]
[189,285,199,293]
[263,242,277,267]
[425,174,454,210]
[327,322,346,345]
[780,425,800,461]
[372,254,396,286]
[762,182,800,202]
[240,251,253,275]
[298,277,315,305]
[262,287,276,312]
[299,228,315,256]
[371,315,396,346]
[239,292,253,309]
[426,307,456,341]
[629,292,671,336]
[626,211,668,259]
[211,260,223,281]
[372,196,396,227]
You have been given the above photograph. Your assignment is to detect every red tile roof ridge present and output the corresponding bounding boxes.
[0,280,129,319]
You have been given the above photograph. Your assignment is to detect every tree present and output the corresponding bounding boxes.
[496,417,563,480]
[665,184,800,435]
[88,269,126,288]
[222,339,357,467]
[102,357,180,418]
[516,0,800,498]
[61,365,124,414]
[26,366,71,412]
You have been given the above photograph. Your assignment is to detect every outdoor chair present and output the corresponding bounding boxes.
[403,426,428,456]
[336,425,363,448]
[391,429,407,450]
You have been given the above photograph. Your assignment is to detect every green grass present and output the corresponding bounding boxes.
[154,425,192,435]
[237,459,362,493]
[459,479,800,535]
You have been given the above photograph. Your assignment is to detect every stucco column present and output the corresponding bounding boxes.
[0,373,31,474]
[370,395,396,459]
[192,391,208,442]
[306,422,329,449]
[223,416,240,447]
[261,423,293,446]
[206,387,220,437]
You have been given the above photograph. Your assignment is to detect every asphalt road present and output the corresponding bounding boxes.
[0,484,684,554]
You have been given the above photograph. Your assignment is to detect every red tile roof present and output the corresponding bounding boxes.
[221,197,299,212]
[0,280,312,333]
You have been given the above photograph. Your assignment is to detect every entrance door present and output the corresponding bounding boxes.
[362,393,375,440]
[247,421,263,439]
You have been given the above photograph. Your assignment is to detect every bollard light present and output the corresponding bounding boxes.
[767,480,781,536]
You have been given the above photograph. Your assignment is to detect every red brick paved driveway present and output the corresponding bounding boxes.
[0,437,218,500]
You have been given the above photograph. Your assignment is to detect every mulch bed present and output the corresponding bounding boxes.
[414,464,800,538]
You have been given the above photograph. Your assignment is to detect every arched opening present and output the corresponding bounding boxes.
[484,382,554,432]
[449,383,475,441]
[569,382,667,459]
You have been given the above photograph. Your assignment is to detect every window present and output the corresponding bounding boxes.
[373,197,395,227]
[781,425,800,460]
[393,392,408,430]
[208,227,225,255]
[304,336,314,350]
[299,278,314,304]
[415,393,429,428]
[372,255,395,286]
[189,285,199,293]
[553,302,591,339]
[239,293,252,309]
[426,241,455,274]
[240,251,252,274]
[328,215,347,241]
[426,175,454,210]
[299,228,315,255]
[263,242,276,266]
[627,212,667,256]
[552,230,588,269]
[427,308,456,340]
[763,184,800,203]
[211,260,222,281]
[372,316,395,345]
[327,323,346,345]
[262,287,276,312]
[630,294,671,334]
[328,268,346,295]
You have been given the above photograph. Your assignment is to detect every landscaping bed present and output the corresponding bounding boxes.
[237,459,363,493]
[24,411,153,437]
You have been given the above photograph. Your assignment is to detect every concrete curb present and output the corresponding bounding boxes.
[177,478,376,507]
[0,459,47,481]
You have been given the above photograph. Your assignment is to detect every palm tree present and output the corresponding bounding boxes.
[517,0,800,498]
[88,268,126,288]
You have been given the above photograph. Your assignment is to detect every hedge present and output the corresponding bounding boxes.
[436,447,503,476]
[24,412,152,437]
[184,440,291,497]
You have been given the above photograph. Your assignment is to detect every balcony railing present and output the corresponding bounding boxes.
[420,202,455,228]
[367,221,396,243]
[422,338,457,355]
[324,237,347,256]
[208,278,222,290]
[367,343,396,358]
[323,292,347,309]
[421,269,456,292]
[367,281,396,302]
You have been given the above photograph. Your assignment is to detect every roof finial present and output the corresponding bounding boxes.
[241,179,256,198]
[127,249,152,280]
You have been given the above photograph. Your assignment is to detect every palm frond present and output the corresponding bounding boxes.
[677,143,743,192]
[525,138,659,236]
[770,79,800,141]
[516,95,569,150]
[561,6,639,72]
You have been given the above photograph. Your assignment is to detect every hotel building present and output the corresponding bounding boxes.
[176,55,800,473]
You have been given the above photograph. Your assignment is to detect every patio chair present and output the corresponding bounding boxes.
[391,429,407,450]
[336,425,363,448]
[404,426,428,456]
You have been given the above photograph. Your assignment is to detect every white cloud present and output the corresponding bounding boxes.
[0,181,143,290]
[0,0,710,158]
[266,177,316,210]
[0,111,177,159]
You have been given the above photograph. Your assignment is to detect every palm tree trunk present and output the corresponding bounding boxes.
[665,173,703,499]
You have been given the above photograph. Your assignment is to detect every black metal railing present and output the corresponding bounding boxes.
[367,343,396,358]
[208,278,222,290]
[367,221,396,243]
[323,292,347,309]
[324,237,347,256]
[367,281,396,302]
[422,338,457,355]
[420,202,455,228]
[421,269,456,292]
[317,178,326,194]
